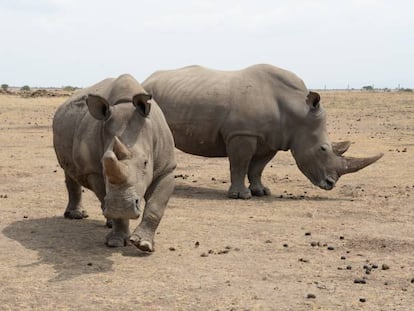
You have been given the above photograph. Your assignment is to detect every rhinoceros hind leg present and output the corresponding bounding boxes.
[228,186,252,199]
[63,172,88,219]
[106,219,130,247]
[249,185,271,197]
[248,152,276,197]
[64,210,88,219]
[226,136,258,200]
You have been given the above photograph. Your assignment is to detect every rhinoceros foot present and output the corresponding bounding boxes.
[249,185,271,197]
[228,186,252,200]
[106,231,129,247]
[64,209,88,219]
[130,233,154,252]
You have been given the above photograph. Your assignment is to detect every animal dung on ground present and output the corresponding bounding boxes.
[354,278,367,284]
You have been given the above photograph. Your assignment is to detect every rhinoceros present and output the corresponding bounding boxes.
[53,74,176,252]
[142,64,383,199]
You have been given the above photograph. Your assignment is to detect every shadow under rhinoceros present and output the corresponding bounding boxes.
[2,216,148,282]
[173,183,347,202]
[173,183,229,200]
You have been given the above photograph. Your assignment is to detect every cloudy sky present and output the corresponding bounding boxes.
[0,0,412,89]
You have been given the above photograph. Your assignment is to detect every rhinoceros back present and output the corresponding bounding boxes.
[144,65,312,155]
[143,66,234,157]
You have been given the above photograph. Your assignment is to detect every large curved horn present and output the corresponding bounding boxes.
[338,153,383,176]
[102,151,128,184]
[332,141,351,156]
[113,136,131,160]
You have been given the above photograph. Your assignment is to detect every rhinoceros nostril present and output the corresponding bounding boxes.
[325,178,335,189]
[133,199,140,216]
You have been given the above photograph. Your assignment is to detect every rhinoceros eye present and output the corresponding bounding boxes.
[320,145,327,152]
[144,160,148,168]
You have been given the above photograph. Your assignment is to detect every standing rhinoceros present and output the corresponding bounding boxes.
[142,64,382,199]
[53,74,176,252]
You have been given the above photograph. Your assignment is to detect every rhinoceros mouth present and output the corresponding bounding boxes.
[319,177,336,190]
[103,202,141,220]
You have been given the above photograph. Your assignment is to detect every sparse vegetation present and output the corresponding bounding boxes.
[398,88,413,92]
[1,84,8,91]
[362,85,374,91]
[20,85,31,92]
[62,86,78,92]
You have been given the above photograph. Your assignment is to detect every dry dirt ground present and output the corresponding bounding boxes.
[0,91,413,310]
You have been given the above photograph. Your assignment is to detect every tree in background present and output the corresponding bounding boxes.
[362,85,374,91]
[63,86,78,92]
[1,84,8,91]
[20,85,31,92]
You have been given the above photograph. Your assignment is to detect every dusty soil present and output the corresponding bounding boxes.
[0,91,413,310]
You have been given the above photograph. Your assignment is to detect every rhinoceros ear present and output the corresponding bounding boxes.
[87,94,111,120]
[133,93,152,117]
[306,91,321,111]
[332,141,351,156]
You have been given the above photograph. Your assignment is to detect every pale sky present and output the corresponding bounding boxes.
[0,0,413,89]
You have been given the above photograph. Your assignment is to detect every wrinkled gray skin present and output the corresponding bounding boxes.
[143,64,382,199]
[53,74,176,252]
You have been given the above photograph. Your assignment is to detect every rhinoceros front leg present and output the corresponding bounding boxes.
[63,172,88,219]
[226,136,258,199]
[106,219,130,247]
[248,152,276,196]
[130,172,174,252]
[87,174,112,228]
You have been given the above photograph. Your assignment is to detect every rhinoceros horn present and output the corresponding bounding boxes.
[332,141,351,156]
[113,136,131,160]
[102,137,130,184]
[337,153,383,176]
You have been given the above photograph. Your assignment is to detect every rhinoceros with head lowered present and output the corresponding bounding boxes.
[53,74,176,252]
[142,64,382,199]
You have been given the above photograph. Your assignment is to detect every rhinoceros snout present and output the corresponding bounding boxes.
[103,199,141,220]
[319,177,336,190]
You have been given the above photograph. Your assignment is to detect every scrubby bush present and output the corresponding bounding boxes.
[362,85,374,91]
[63,86,78,92]
[20,85,31,92]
